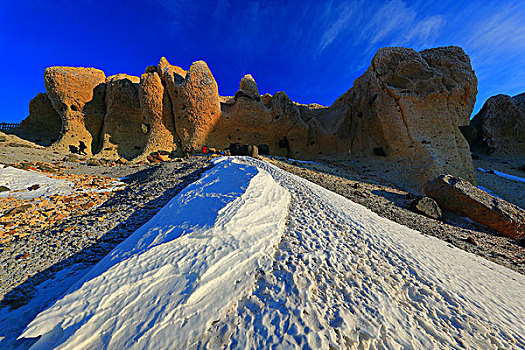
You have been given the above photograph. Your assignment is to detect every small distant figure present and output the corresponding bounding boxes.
[183,146,191,159]
[201,145,208,154]
[78,141,87,155]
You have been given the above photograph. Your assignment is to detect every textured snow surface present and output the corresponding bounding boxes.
[15,157,525,349]
[199,158,525,349]
[20,158,290,349]
[0,165,75,200]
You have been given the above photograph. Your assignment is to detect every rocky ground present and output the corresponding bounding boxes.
[0,138,211,308]
[0,135,523,313]
[264,156,524,275]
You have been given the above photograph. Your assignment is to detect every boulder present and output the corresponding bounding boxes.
[44,67,106,155]
[470,94,525,157]
[330,46,477,192]
[10,93,61,146]
[424,174,525,239]
[97,74,145,160]
[137,71,179,159]
[229,143,258,157]
[409,196,442,219]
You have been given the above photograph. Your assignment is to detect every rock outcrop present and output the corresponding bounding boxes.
[138,71,179,159]
[44,67,106,155]
[330,46,477,190]
[158,58,220,151]
[97,74,144,160]
[16,46,479,192]
[469,93,525,157]
[211,82,310,157]
[424,174,525,239]
[10,93,61,146]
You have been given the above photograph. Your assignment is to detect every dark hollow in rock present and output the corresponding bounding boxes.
[229,143,258,158]
[373,147,386,156]
[257,144,270,155]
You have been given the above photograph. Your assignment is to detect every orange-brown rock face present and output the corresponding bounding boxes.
[158,58,220,151]
[97,74,146,160]
[10,93,61,146]
[208,74,310,157]
[330,46,477,191]
[470,94,525,157]
[19,47,479,192]
[44,67,106,155]
[138,71,179,159]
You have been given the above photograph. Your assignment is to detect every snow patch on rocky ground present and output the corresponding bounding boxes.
[0,165,125,200]
[199,158,524,349]
[0,165,75,200]
[478,167,525,184]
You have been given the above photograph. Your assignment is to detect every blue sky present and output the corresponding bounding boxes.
[1,0,524,122]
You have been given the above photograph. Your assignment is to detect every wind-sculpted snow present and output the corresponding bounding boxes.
[199,157,525,349]
[17,157,525,349]
[20,158,290,349]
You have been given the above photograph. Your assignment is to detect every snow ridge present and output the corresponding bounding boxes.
[20,158,290,349]
[198,157,525,349]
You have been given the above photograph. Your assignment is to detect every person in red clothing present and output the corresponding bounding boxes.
[202,145,208,154]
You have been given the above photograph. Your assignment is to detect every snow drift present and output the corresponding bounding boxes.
[20,158,290,349]
[16,157,525,349]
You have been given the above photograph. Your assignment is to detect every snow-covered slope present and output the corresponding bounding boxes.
[20,158,290,349]
[201,158,525,349]
[17,157,525,349]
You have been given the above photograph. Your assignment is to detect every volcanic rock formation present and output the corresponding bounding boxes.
[44,67,106,156]
[10,93,61,146]
[12,46,479,192]
[468,93,525,157]
[328,46,478,187]
[138,70,179,160]
[97,74,144,160]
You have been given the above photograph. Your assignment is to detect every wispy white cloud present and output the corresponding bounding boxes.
[366,0,415,45]
[403,15,445,47]
[318,2,357,52]
[465,3,525,65]
[316,0,445,58]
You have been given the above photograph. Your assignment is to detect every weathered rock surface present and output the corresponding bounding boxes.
[470,93,525,157]
[17,46,479,192]
[97,74,145,160]
[209,76,311,157]
[138,71,179,159]
[410,196,442,219]
[424,174,525,239]
[330,46,477,191]
[238,74,260,100]
[10,93,61,146]
[159,58,220,151]
[44,67,106,155]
